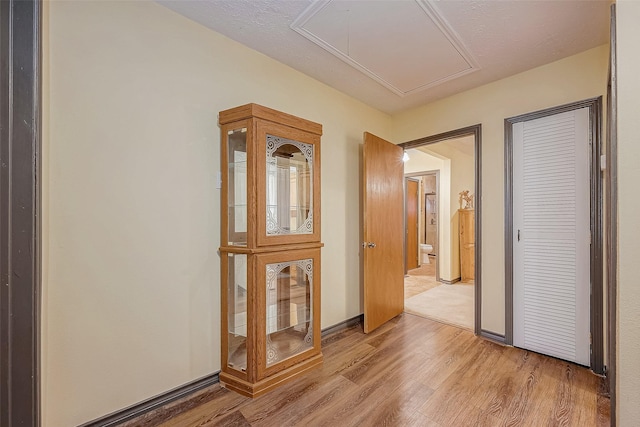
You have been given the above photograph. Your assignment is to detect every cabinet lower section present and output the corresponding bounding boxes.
[220,353,323,398]
[220,246,322,397]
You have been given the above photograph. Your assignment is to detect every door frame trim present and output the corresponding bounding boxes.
[504,97,604,373]
[606,3,617,421]
[0,0,42,425]
[400,124,482,336]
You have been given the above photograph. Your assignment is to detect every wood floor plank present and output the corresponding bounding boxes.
[320,323,367,355]
[511,356,564,426]
[548,362,578,426]
[238,373,327,424]
[449,404,502,427]
[501,351,547,426]
[248,375,357,427]
[572,365,605,427]
[200,410,250,427]
[416,329,477,389]
[404,410,442,427]
[139,314,609,427]
[156,387,248,427]
[597,397,611,427]
[456,339,507,389]
[340,342,419,386]
[363,313,431,350]
[471,347,538,419]
[417,342,488,427]
[312,341,377,380]
[292,370,391,426]
[356,379,434,426]
[418,378,474,425]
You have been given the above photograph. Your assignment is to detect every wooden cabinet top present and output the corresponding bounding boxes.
[219,103,323,136]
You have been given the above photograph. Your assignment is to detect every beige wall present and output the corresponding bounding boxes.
[615,1,640,424]
[42,1,391,425]
[392,45,608,334]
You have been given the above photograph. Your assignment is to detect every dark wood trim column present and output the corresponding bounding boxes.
[606,3,618,424]
[0,0,42,425]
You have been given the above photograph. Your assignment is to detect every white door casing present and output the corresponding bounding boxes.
[513,107,591,366]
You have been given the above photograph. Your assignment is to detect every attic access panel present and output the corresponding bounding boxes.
[291,0,479,97]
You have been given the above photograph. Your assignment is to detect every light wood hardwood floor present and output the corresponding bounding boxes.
[129,314,609,426]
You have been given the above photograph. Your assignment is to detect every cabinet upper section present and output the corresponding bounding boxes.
[220,104,322,248]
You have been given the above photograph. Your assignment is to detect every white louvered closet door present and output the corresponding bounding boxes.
[513,107,590,366]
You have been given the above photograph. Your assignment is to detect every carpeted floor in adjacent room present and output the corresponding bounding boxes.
[404,261,474,330]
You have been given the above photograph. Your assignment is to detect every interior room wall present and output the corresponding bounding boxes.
[392,45,608,334]
[615,1,640,423]
[42,1,392,425]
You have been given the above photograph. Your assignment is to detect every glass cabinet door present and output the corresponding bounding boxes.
[265,135,313,236]
[227,127,247,246]
[264,258,313,367]
[227,253,248,372]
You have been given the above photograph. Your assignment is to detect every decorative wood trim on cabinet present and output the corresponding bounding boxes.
[219,103,323,136]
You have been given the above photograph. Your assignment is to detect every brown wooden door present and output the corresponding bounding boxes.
[362,132,405,333]
[405,178,419,271]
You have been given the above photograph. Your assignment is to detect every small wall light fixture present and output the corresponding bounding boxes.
[402,151,410,162]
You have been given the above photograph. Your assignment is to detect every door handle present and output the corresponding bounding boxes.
[368,242,377,248]
[518,229,520,242]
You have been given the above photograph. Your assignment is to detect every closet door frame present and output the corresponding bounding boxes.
[504,97,604,373]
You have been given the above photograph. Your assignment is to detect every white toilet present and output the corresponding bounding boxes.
[419,244,433,264]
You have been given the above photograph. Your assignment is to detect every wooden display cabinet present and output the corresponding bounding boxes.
[459,209,475,282]
[218,104,323,397]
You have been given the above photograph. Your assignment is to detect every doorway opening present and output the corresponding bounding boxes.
[400,125,481,335]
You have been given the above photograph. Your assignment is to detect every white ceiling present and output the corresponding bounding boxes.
[416,134,475,159]
[158,0,610,114]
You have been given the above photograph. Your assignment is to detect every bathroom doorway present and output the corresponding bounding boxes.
[400,125,481,334]
[405,172,439,277]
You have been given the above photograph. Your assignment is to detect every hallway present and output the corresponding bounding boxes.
[126,314,609,426]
